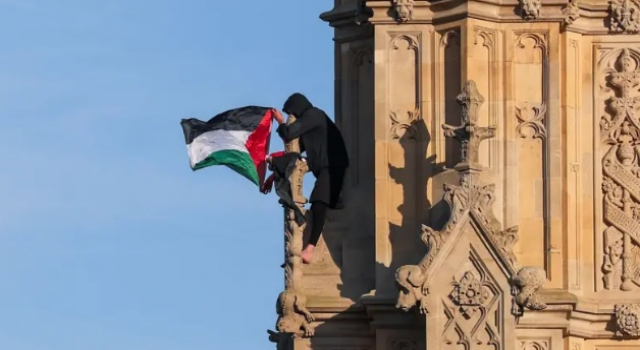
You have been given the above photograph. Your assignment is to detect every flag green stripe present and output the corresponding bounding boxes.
[187,129,251,167]
[193,149,259,186]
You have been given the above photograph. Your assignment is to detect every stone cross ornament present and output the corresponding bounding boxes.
[442,81,496,169]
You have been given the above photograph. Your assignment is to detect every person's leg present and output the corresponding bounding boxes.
[301,202,328,264]
[303,169,330,264]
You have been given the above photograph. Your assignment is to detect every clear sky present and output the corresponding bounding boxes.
[0,1,334,349]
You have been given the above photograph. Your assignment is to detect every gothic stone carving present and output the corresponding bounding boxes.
[441,253,504,349]
[268,291,315,350]
[395,225,442,314]
[563,0,581,25]
[615,303,640,337]
[600,49,640,292]
[269,115,314,349]
[395,81,547,317]
[450,271,491,318]
[268,291,315,339]
[512,267,548,312]
[390,109,421,140]
[609,0,640,33]
[442,81,496,166]
[519,340,550,350]
[519,0,542,20]
[392,0,414,23]
[516,102,547,140]
[388,33,420,141]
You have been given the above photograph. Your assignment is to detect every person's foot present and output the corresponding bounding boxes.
[301,245,316,264]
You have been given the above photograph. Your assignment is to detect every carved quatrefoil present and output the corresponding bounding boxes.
[450,271,490,318]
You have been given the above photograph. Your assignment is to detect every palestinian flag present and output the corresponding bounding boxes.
[180,106,273,187]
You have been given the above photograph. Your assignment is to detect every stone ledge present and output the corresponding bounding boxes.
[320,2,370,28]
[321,0,622,36]
[317,289,640,338]
[540,288,580,305]
[306,296,363,312]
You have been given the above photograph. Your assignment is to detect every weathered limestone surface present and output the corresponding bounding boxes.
[268,115,316,350]
[269,0,640,349]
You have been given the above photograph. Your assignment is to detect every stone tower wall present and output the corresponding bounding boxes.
[277,1,640,349]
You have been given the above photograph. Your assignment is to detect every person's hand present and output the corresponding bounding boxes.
[261,181,273,194]
[272,108,285,124]
[261,174,274,194]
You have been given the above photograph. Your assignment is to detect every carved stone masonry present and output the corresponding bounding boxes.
[392,0,414,23]
[268,115,314,350]
[519,340,550,350]
[442,81,496,167]
[395,81,547,318]
[394,225,438,314]
[609,0,640,33]
[519,0,542,20]
[615,303,640,337]
[450,271,490,318]
[390,109,421,140]
[600,49,640,292]
[563,0,581,25]
[516,102,547,140]
[512,267,547,311]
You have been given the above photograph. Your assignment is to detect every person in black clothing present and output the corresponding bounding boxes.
[262,93,349,264]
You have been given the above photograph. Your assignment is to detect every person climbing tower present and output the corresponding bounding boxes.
[262,93,349,264]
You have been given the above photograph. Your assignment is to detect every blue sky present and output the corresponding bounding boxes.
[0,1,334,349]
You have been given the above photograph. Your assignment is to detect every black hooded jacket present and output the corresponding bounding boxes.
[277,93,349,175]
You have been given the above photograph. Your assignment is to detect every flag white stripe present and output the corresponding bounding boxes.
[186,129,252,167]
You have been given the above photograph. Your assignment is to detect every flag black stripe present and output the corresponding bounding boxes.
[181,106,271,145]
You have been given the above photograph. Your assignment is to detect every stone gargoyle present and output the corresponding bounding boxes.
[395,225,446,314]
[512,266,548,312]
[268,290,315,340]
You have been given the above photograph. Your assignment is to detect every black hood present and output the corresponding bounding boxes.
[282,93,313,117]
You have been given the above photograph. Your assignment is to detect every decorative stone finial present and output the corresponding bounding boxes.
[442,80,496,170]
